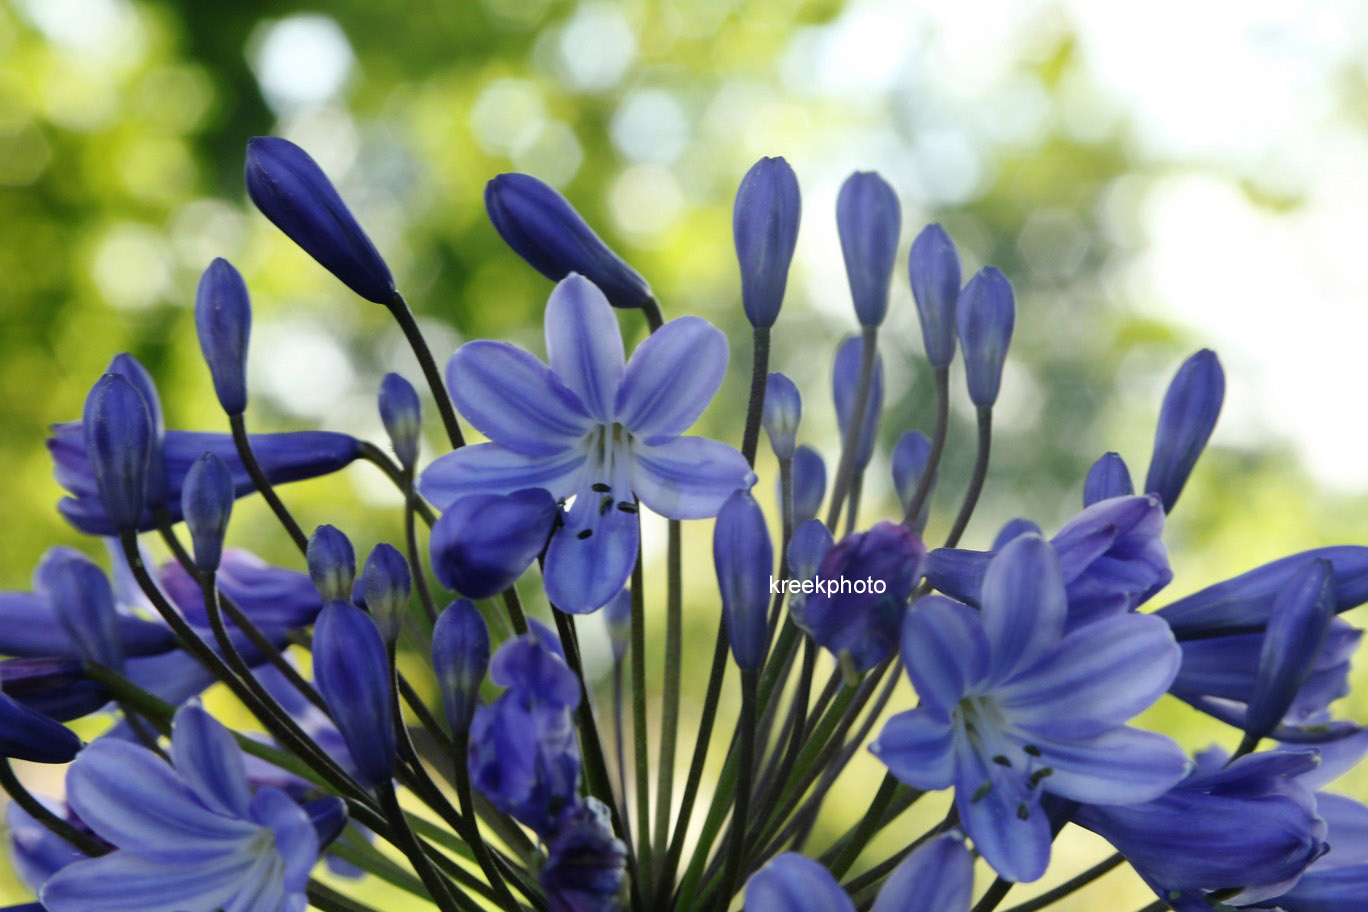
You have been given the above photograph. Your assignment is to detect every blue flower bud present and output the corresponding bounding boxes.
[836,171,900,327]
[1084,451,1134,506]
[833,336,884,470]
[714,491,772,670]
[733,156,801,328]
[106,354,167,509]
[540,798,628,912]
[81,373,152,532]
[378,373,421,470]
[603,588,631,665]
[432,599,490,735]
[1245,559,1336,747]
[360,544,411,645]
[34,548,122,670]
[762,372,801,461]
[1144,349,1224,512]
[0,657,109,722]
[788,519,834,584]
[746,853,854,912]
[307,525,356,603]
[0,690,81,763]
[181,453,234,574]
[244,137,395,304]
[429,489,557,599]
[956,266,1015,407]
[194,258,252,416]
[907,224,961,369]
[791,444,826,528]
[313,600,395,787]
[892,430,933,532]
[485,173,652,310]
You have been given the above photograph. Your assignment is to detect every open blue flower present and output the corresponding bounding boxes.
[420,274,752,613]
[871,535,1190,883]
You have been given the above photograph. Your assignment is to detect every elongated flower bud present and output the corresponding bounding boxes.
[378,372,421,470]
[892,430,933,531]
[181,453,234,574]
[106,354,167,509]
[82,373,152,532]
[1144,349,1224,512]
[956,266,1015,407]
[194,258,252,416]
[360,543,410,644]
[836,171,900,327]
[733,156,801,328]
[603,588,631,664]
[762,372,801,461]
[307,525,355,603]
[245,137,395,304]
[0,656,110,722]
[714,491,772,670]
[313,600,395,787]
[908,224,961,369]
[832,336,884,470]
[1084,451,1134,506]
[429,489,557,599]
[35,548,122,671]
[787,519,834,584]
[431,599,490,734]
[791,444,826,527]
[0,690,81,763]
[485,173,652,310]
[1245,559,1336,746]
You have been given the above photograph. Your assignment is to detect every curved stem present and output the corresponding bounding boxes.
[904,367,949,527]
[827,773,898,878]
[943,406,992,548]
[642,296,665,332]
[1000,853,1125,912]
[654,519,683,876]
[740,326,772,466]
[826,327,879,532]
[376,782,467,912]
[717,668,758,912]
[0,759,107,856]
[228,413,308,552]
[387,293,465,450]
[629,554,654,897]
[401,464,439,627]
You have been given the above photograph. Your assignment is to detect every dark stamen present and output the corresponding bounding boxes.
[599,495,613,515]
[616,501,638,514]
[1023,744,1042,757]
[971,782,993,803]
[1016,803,1030,821]
[591,483,611,493]
[992,755,1011,768]
[577,529,593,540]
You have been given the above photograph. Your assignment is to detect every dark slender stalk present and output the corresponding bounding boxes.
[629,553,654,898]
[654,519,683,874]
[642,296,665,332]
[844,471,864,536]
[819,785,921,868]
[502,587,529,635]
[613,659,633,854]
[1000,853,1125,912]
[826,327,879,532]
[387,292,465,450]
[0,759,107,856]
[943,406,992,548]
[357,442,436,526]
[718,668,759,911]
[1134,903,1169,912]
[450,731,521,911]
[377,782,467,912]
[843,807,958,899]
[740,326,772,465]
[228,413,308,552]
[401,464,439,626]
[904,367,949,527]
[827,773,898,878]
[307,880,384,912]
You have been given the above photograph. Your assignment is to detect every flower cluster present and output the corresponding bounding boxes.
[0,132,1362,912]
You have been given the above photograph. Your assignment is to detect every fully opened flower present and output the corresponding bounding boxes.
[871,534,1190,882]
[420,273,753,612]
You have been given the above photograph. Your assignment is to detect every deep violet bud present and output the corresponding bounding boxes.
[313,600,395,787]
[360,544,411,644]
[832,336,884,470]
[105,354,167,508]
[0,690,81,763]
[194,258,251,416]
[181,453,234,574]
[34,549,122,671]
[307,525,356,604]
[429,490,558,599]
[603,588,631,664]
[956,266,1015,407]
[733,156,801,328]
[485,173,652,310]
[431,599,490,735]
[892,430,934,532]
[907,224,962,368]
[0,657,109,723]
[540,798,628,912]
[1144,349,1225,512]
[762,372,801,461]
[714,491,772,671]
[836,171,900,327]
[790,444,826,527]
[378,372,421,470]
[746,854,854,912]
[1084,451,1134,506]
[245,137,395,304]
[81,373,152,533]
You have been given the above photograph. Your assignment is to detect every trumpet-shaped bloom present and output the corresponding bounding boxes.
[871,535,1189,882]
[419,274,752,613]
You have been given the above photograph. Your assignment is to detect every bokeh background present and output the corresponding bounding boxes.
[3,0,1368,907]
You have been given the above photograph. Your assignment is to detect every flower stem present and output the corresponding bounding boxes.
[826,327,879,532]
[826,772,898,878]
[653,519,683,878]
[943,406,993,548]
[387,292,465,450]
[307,880,385,912]
[227,412,309,552]
[629,554,655,898]
[401,463,440,627]
[0,758,108,857]
[740,326,772,465]
[376,782,468,912]
[904,367,949,527]
[717,667,759,911]
[999,853,1125,912]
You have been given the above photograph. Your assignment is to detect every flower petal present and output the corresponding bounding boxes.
[1028,727,1191,805]
[745,853,855,912]
[870,710,956,791]
[418,443,585,508]
[956,747,1051,883]
[871,832,973,912]
[171,703,251,819]
[980,536,1066,682]
[899,596,988,718]
[248,787,318,892]
[41,849,258,912]
[631,436,753,520]
[222,851,286,912]
[545,275,625,421]
[1315,792,1368,868]
[615,316,727,442]
[447,341,592,455]
[543,508,638,614]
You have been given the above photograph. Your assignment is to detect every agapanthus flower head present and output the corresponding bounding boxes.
[907,223,962,369]
[836,171,900,327]
[377,372,421,471]
[428,488,557,600]
[307,524,355,604]
[418,273,751,613]
[431,598,490,735]
[761,372,801,461]
[733,156,801,328]
[245,136,395,304]
[714,490,773,671]
[790,443,826,527]
[1084,451,1134,505]
[33,547,122,671]
[180,452,234,574]
[540,798,628,912]
[956,266,1015,407]
[832,335,884,471]
[892,430,934,532]
[81,372,152,533]
[193,258,251,416]
[1144,348,1224,512]
[485,173,653,310]
[312,599,395,788]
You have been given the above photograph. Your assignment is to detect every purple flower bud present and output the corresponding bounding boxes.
[360,544,411,644]
[762,372,801,461]
[181,453,234,574]
[1144,349,1224,512]
[836,171,900,327]
[733,156,801,328]
[194,258,252,416]
[714,491,772,670]
[0,690,81,763]
[790,444,826,528]
[81,373,152,533]
[833,336,884,470]
[313,600,395,788]
[432,599,490,735]
[907,224,961,368]
[0,657,109,722]
[603,588,631,665]
[892,430,933,532]
[746,853,854,912]
[307,525,355,603]
[485,173,652,310]
[377,373,421,470]
[956,266,1014,407]
[245,137,395,304]
[429,489,557,599]
[1245,559,1336,746]
[105,354,167,509]
[1084,451,1134,506]
[33,549,122,671]
[540,798,628,912]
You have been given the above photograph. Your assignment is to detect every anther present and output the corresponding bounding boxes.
[971,782,993,803]
[616,501,638,514]
[992,755,1011,768]
[577,529,593,540]
[591,483,611,493]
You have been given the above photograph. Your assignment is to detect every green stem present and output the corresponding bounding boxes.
[388,292,465,449]
[903,367,949,527]
[376,782,467,912]
[1000,853,1125,912]
[654,519,683,876]
[943,406,992,548]
[740,326,772,465]
[717,668,759,911]
[827,773,898,878]
[228,412,308,552]
[308,880,384,912]
[0,759,107,856]
[629,553,655,898]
